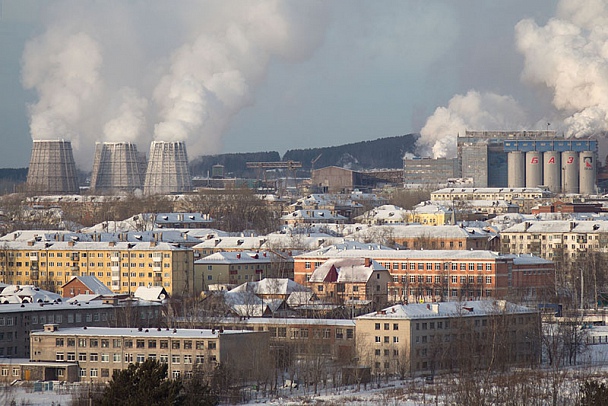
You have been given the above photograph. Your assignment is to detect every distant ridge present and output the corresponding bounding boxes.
[189,134,418,177]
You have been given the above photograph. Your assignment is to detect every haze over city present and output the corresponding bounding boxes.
[4,0,598,169]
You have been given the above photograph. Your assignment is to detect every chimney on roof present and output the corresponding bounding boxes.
[364,258,371,267]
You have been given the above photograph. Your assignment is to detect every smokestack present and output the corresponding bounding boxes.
[90,142,144,193]
[26,140,79,194]
[144,141,192,195]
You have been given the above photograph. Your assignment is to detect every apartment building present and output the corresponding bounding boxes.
[0,240,194,296]
[356,301,540,377]
[431,187,551,213]
[295,246,554,303]
[194,251,276,291]
[500,220,608,262]
[30,324,269,383]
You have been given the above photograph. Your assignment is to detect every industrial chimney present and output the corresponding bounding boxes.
[144,141,192,195]
[26,140,79,194]
[90,142,144,193]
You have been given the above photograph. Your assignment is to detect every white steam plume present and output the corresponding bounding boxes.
[21,1,328,167]
[515,0,608,138]
[21,27,103,151]
[153,1,327,156]
[417,91,527,158]
[103,88,149,143]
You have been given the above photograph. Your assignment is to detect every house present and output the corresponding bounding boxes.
[307,257,391,309]
[61,276,114,298]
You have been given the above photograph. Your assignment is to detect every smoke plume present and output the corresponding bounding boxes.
[21,1,328,167]
[417,91,527,158]
[418,0,608,158]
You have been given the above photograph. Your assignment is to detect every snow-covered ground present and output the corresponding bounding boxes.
[8,343,608,405]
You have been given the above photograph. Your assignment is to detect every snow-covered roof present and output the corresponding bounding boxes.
[30,326,249,339]
[154,213,212,225]
[296,241,393,258]
[0,230,200,245]
[64,276,113,295]
[133,286,168,301]
[309,258,387,283]
[501,254,553,266]
[297,247,517,261]
[194,251,273,264]
[347,224,494,239]
[229,278,309,296]
[0,285,62,304]
[503,220,608,234]
[357,300,536,320]
[281,209,348,221]
[0,239,191,251]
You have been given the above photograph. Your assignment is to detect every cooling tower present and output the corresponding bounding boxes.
[144,141,192,195]
[543,151,561,193]
[561,151,579,194]
[525,151,542,188]
[90,142,144,193]
[579,151,597,195]
[26,140,79,194]
[507,151,525,188]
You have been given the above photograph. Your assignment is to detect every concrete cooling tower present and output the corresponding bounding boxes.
[26,140,79,194]
[144,141,192,195]
[90,142,144,193]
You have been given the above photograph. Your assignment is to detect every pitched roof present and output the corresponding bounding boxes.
[309,258,386,283]
[64,276,113,295]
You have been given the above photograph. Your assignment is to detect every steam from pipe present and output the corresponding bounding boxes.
[21,1,328,166]
[417,0,608,158]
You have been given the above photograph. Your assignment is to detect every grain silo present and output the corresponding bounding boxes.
[561,151,579,194]
[507,151,525,187]
[543,151,561,193]
[579,151,597,195]
[26,140,79,194]
[90,142,144,193]
[525,151,542,188]
[144,141,192,195]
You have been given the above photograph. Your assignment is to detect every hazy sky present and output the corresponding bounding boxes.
[0,1,569,168]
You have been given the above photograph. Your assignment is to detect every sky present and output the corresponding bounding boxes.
[3,0,602,170]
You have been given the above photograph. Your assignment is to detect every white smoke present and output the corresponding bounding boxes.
[153,1,327,156]
[103,88,149,143]
[21,26,103,151]
[21,1,328,166]
[417,91,527,158]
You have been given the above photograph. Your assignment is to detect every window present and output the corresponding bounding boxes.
[183,340,192,350]
[336,329,344,339]
[208,342,216,350]
[160,340,168,349]
[79,353,87,361]
[375,336,381,343]
[56,352,64,361]
[393,336,399,343]
[196,355,205,364]
[137,354,145,363]
[172,341,180,350]
[375,323,380,330]
[101,353,109,362]
[80,369,87,377]
[78,338,87,348]
[148,340,157,349]
[56,338,64,347]
[90,339,99,348]
[393,323,399,330]
[113,353,121,362]
[90,353,99,362]
[101,339,109,348]
[136,340,145,348]
[184,355,192,364]
[171,355,180,364]
[196,341,205,350]
[112,339,121,348]
[67,352,75,361]
[90,368,98,377]
[160,355,168,364]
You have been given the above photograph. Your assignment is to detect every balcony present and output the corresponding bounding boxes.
[153,275,162,282]
[30,271,39,280]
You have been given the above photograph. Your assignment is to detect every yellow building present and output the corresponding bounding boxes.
[0,240,194,296]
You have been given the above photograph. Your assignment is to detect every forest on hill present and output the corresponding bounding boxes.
[189,133,417,178]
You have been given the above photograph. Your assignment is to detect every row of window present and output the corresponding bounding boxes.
[390,275,493,285]
[57,352,217,364]
[15,252,171,259]
[56,338,217,350]
[305,261,493,271]
[268,327,353,340]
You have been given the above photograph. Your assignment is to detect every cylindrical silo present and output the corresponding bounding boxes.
[508,151,525,187]
[543,151,561,193]
[579,151,597,195]
[144,141,193,195]
[90,142,144,193]
[561,151,579,194]
[26,140,79,194]
[525,151,542,188]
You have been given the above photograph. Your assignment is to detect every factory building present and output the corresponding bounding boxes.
[403,157,461,187]
[457,131,598,195]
